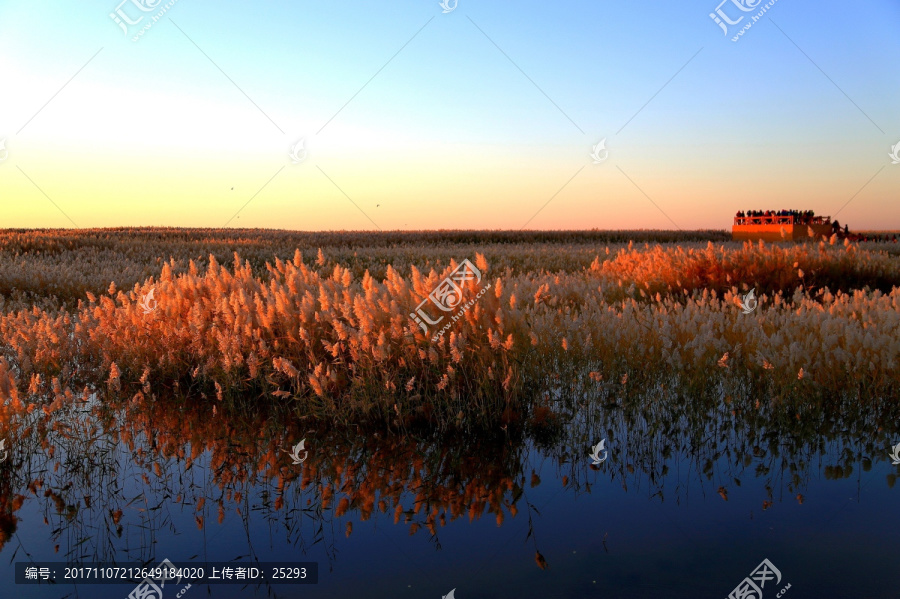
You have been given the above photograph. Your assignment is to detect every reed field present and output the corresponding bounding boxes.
[2,228,900,596]
[1,228,899,432]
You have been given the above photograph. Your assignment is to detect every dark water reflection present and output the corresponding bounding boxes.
[1,382,899,598]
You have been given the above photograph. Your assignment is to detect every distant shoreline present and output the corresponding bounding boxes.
[2,226,899,235]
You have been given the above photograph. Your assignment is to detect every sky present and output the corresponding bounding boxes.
[1,0,899,231]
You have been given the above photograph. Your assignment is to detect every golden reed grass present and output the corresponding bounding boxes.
[0,231,898,428]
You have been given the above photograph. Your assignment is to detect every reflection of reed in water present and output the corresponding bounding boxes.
[2,376,898,566]
[534,361,900,508]
[0,391,532,564]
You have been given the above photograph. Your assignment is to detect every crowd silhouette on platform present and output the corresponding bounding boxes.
[735,209,818,222]
[734,209,897,242]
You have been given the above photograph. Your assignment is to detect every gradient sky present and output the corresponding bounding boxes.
[1,0,898,231]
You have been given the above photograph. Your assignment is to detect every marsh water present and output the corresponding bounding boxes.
[1,382,898,599]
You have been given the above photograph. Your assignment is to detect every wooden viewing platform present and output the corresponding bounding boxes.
[732,212,834,241]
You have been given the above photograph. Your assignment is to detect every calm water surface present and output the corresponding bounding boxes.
[1,383,898,598]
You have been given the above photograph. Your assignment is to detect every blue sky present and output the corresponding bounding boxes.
[1,0,898,230]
